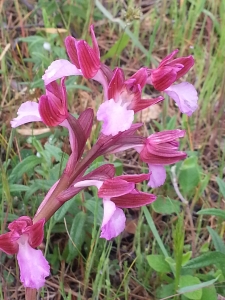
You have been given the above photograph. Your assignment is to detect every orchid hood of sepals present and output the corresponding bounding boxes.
[147,49,194,91]
[139,130,187,188]
[38,78,68,126]
[97,67,164,136]
[65,24,100,79]
[74,174,156,240]
[0,216,50,289]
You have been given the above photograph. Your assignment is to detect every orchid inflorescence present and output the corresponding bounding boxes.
[1,25,198,291]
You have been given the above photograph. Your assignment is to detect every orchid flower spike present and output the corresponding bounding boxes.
[74,174,156,240]
[147,49,198,116]
[97,68,164,136]
[138,130,187,188]
[0,216,50,289]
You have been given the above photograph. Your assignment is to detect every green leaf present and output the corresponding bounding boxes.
[183,251,225,272]
[197,208,225,219]
[9,156,42,182]
[179,275,202,299]
[54,198,76,222]
[178,157,200,194]
[84,199,103,225]
[152,196,181,214]
[179,277,218,299]
[156,283,175,299]
[216,177,225,198]
[182,251,193,266]
[200,285,217,300]
[146,254,171,273]
[102,34,130,59]
[68,211,87,259]
[207,226,225,254]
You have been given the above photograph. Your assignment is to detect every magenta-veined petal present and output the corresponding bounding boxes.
[159,49,179,67]
[100,205,125,240]
[129,68,148,88]
[98,179,134,198]
[25,219,45,248]
[165,82,198,116]
[97,99,134,136]
[171,56,194,80]
[151,66,178,91]
[76,40,100,78]
[42,59,82,85]
[107,68,125,101]
[118,173,150,183]
[90,24,100,58]
[131,96,164,113]
[0,232,18,255]
[111,189,156,208]
[148,130,186,144]
[11,101,42,128]
[147,164,166,188]
[17,236,50,289]
[64,36,80,68]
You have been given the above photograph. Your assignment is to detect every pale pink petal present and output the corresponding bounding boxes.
[100,206,126,240]
[165,82,198,116]
[17,236,50,289]
[74,179,103,189]
[147,164,166,188]
[42,59,82,85]
[97,99,134,136]
[101,199,116,227]
[11,102,42,128]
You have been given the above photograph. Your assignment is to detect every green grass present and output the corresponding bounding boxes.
[0,0,225,299]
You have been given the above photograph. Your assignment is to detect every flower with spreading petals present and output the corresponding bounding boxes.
[74,173,156,240]
[139,130,187,188]
[97,68,163,136]
[0,216,50,289]
[147,49,198,115]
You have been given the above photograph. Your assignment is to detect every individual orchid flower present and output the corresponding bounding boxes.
[97,67,164,136]
[137,129,187,188]
[0,216,50,289]
[74,173,156,240]
[42,25,110,95]
[11,78,68,128]
[147,49,198,116]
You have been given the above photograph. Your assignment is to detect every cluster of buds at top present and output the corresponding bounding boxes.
[4,25,198,291]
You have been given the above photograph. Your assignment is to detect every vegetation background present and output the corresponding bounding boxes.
[0,0,225,299]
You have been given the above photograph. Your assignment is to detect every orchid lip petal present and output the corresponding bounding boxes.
[11,101,42,128]
[147,165,167,188]
[42,59,82,85]
[165,82,198,116]
[100,206,126,240]
[17,236,50,289]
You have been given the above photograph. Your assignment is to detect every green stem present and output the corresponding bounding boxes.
[143,206,169,257]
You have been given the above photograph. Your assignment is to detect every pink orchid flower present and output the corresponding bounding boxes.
[137,129,187,188]
[97,67,164,136]
[74,173,156,240]
[147,49,198,116]
[11,78,68,128]
[0,216,50,289]
[42,25,109,94]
